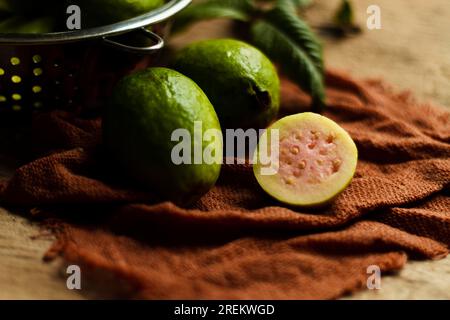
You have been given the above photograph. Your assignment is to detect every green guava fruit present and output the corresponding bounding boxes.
[0,0,12,13]
[72,0,165,27]
[4,0,63,16]
[0,1,63,32]
[104,67,223,206]
[253,113,358,207]
[173,39,280,130]
[5,0,45,13]
[0,16,55,34]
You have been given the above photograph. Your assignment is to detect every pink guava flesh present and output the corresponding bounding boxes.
[253,113,358,207]
[279,129,341,186]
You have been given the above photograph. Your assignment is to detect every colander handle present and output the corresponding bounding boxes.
[102,27,164,54]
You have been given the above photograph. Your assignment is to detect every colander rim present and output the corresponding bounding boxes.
[0,0,192,45]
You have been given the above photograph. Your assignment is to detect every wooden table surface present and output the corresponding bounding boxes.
[1,0,449,299]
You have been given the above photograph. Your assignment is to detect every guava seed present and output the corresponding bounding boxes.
[291,146,300,155]
[332,159,342,173]
[284,177,295,185]
[327,133,336,144]
[298,160,307,169]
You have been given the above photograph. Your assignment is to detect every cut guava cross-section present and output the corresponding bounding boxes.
[253,113,358,207]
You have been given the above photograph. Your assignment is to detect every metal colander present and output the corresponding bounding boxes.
[0,0,191,121]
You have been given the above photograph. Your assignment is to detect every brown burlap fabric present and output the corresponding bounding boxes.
[1,70,449,299]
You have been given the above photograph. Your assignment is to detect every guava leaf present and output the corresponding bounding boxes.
[257,0,312,8]
[172,0,254,33]
[251,0,325,112]
[334,0,355,28]
[289,0,313,8]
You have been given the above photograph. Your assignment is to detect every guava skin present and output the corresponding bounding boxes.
[104,67,222,206]
[5,0,55,14]
[173,39,281,130]
[71,0,165,27]
[253,113,358,208]
[2,0,164,31]
[0,16,55,34]
[1,0,63,32]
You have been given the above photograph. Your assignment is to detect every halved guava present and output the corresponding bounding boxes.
[253,113,358,207]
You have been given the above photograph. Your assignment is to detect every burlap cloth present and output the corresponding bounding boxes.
[0,70,449,299]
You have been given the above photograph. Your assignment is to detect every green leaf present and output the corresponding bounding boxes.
[256,0,312,8]
[251,0,325,112]
[268,0,323,73]
[172,0,254,33]
[334,0,354,28]
[289,0,313,8]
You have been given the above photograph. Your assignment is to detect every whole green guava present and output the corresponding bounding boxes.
[104,67,223,206]
[173,39,280,130]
